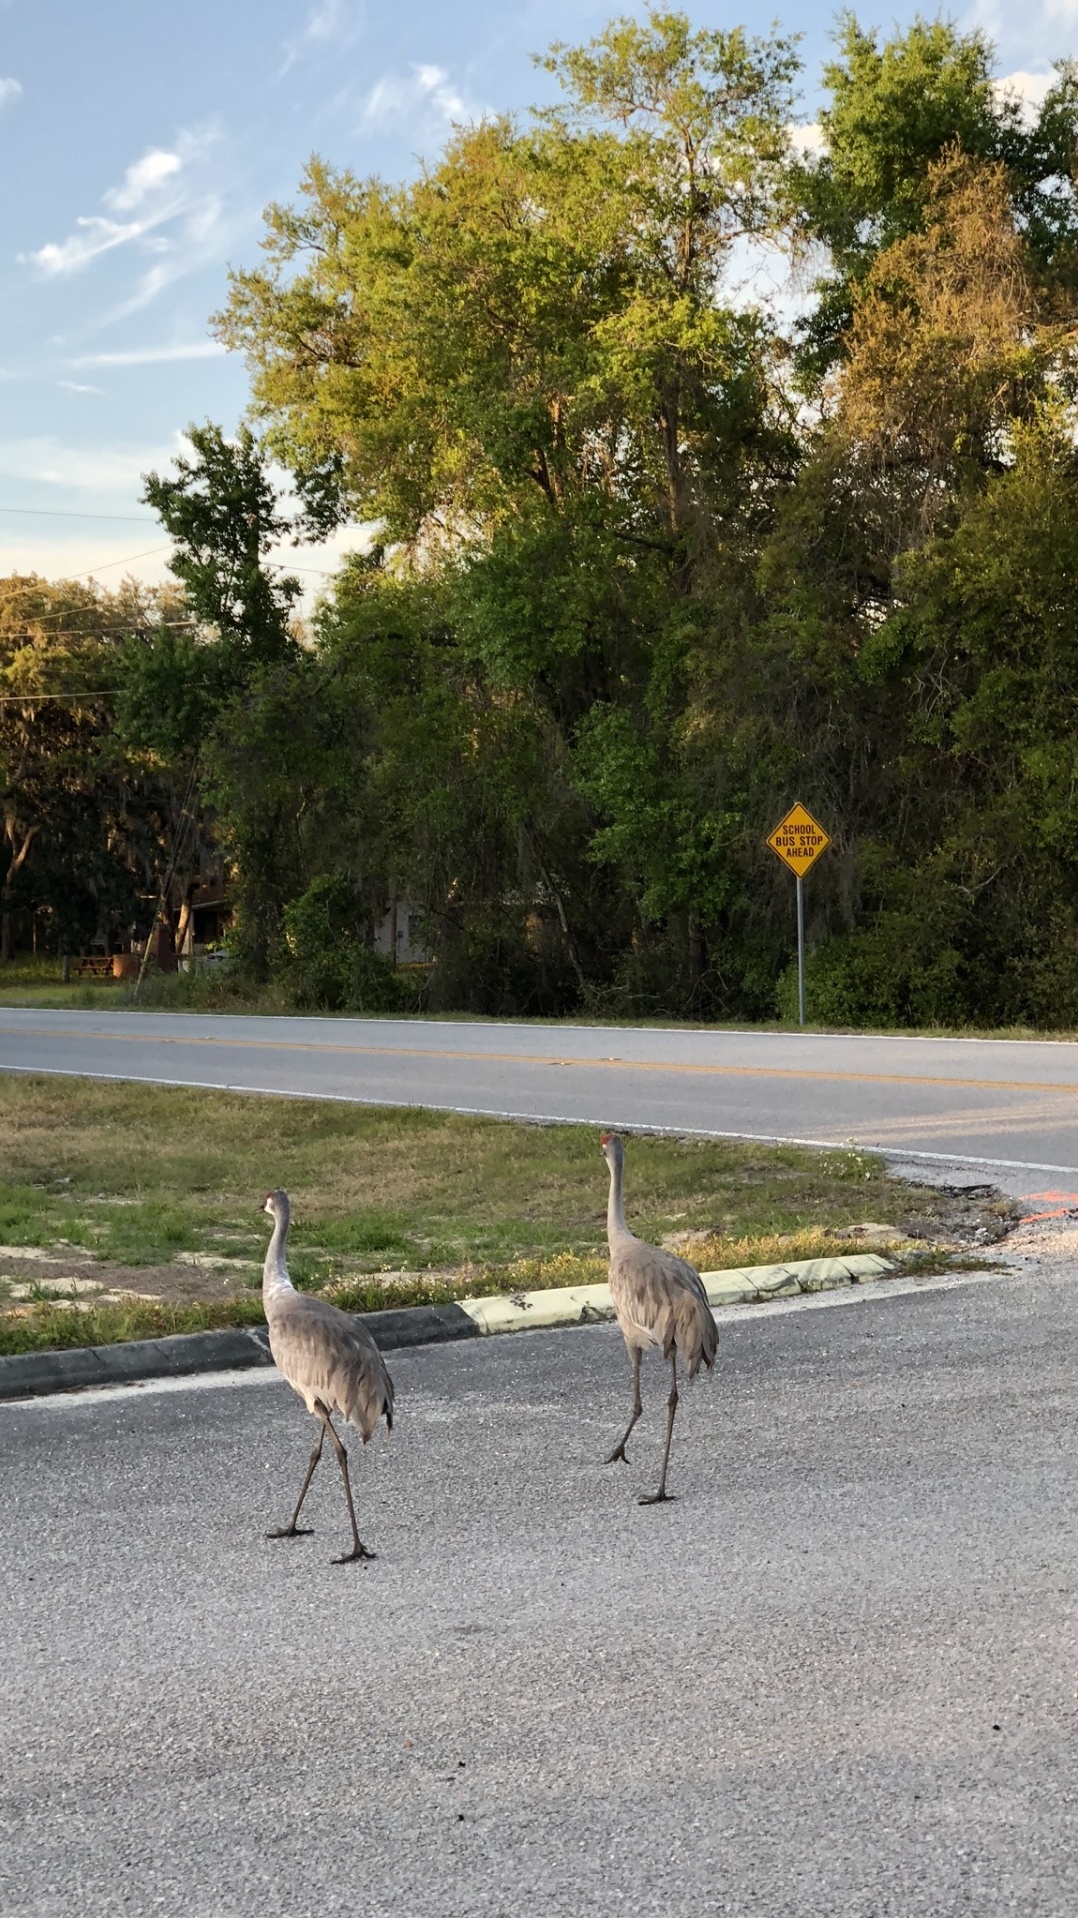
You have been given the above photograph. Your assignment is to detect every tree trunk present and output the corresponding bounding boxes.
[526,829,587,998]
[687,912,703,1001]
[175,884,197,959]
[0,820,39,964]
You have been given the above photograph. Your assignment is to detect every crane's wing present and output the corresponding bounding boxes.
[666,1253,718,1376]
[268,1293,394,1439]
[610,1242,718,1377]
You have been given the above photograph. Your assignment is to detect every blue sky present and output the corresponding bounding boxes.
[0,0,1070,594]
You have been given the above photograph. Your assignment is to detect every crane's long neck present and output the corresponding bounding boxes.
[262,1212,295,1301]
[606,1152,632,1245]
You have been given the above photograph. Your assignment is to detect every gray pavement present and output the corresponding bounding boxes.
[5,1266,1078,1917]
[4,1007,1078,1203]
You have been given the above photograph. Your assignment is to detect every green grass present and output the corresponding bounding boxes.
[0,1072,943,1356]
[0,1075,906,1275]
[3,964,1078,1042]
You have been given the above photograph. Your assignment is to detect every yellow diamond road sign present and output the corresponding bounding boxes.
[767,803,830,877]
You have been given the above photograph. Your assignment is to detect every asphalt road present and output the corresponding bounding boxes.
[3,1007,1078,1200]
[4,1268,1078,1916]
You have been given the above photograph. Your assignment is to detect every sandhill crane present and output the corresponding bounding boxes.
[261,1188,394,1564]
[600,1132,718,1504]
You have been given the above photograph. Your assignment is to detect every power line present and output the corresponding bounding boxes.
[0,505,158,524]
[1,511,344,576]
[0,693,120,704]
[75,544,173,576]
[1,621,197,638]
[0,544,174,592]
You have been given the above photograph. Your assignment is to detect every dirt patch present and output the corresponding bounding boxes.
[665,1188,1020,1265]
[0,1250,255,1306]
[880,1182,1020,1250]
[0,1247,468,1310]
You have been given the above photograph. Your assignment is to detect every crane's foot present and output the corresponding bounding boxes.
[332,1543,377,1564]
[637,1491,675,1506]
[604,1444,630,1465]
[266,1525,315,1539]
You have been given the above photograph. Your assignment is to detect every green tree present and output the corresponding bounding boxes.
[215,9,802,1010]
[186,7,1078,1028]
[133,424,306,973]
[795,15,1078,384]
[142,422,300,677]
[0,576,187,962]
[797,429,1078,1026]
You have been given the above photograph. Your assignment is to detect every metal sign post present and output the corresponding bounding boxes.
[766,803,831,1028]
[796,872,805,1026]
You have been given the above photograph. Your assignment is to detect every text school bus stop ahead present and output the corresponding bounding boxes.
[767,803,831,1026]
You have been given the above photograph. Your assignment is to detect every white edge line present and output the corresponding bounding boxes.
[0,1366,287,1410]
[0,1062,1076,1179]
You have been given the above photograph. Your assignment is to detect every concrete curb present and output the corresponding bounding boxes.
[0,1254,894,1403]
[454,1252,894,1335]
[0,1327,274,1402]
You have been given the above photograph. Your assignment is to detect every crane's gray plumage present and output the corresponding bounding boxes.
[600,1132,717,1503]
[261,1188,393,1563]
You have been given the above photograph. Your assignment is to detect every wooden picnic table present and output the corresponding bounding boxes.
[75,956,116,979]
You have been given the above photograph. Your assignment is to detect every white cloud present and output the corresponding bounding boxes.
[104,148,183,213]
[359,62,471,135]
[967,0,1078,72]
[21,125,222,301]
[0,432,185,498]
[0,76,21,111]
[281,0,363,74]
[305,0,345,42]
[103,206,231,322]
[69,341,227,368]
[788,123,825,157]
[28,213,168,278]
[994,69,1056,121]
[56,380,104,394]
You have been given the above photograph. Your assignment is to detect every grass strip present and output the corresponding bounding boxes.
[0,1234,892,1357]
[0,1073,994,1357]
[4,960,1078,1041]
[0,1075,913,1272]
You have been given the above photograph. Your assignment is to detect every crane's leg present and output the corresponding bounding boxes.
[639,1352,679,1505]
[604,1346,643,1465]
[318,1405,376,1564]
[266,1424,323,1539]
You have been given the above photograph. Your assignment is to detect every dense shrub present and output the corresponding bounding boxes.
[277,878,403,1013]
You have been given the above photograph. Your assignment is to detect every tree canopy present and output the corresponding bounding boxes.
[10,8,1078,1028]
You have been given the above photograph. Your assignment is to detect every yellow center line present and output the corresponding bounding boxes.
[1,1022,1078,1098]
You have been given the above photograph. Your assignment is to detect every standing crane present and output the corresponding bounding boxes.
[260,1188,394,1564]
[600,1132,718,1504]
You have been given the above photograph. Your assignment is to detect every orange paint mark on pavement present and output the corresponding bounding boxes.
[1018,1188,1078,1222]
